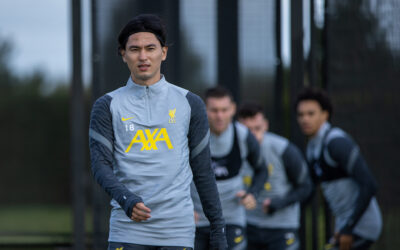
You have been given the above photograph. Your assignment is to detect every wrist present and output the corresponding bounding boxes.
[339,225,353,235]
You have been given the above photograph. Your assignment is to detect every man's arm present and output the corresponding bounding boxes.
[327,137,377,235]
[89,95,143,218]
[186,92,227,250]
[267,143,312,214]
[245,131,269,197]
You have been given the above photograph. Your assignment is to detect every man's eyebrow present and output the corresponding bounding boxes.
[127,45,140,49]
[128,44,157,49]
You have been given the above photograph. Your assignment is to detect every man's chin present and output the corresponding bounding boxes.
[304,130,316,137]
[136,74,151,81]
[300,128,312,136]
[211,126,227,135]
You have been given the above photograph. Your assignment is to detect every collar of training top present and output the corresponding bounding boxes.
[126,75,168,98]
[307,122,331,160]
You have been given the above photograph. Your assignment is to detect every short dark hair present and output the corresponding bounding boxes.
[118,14,167,55]
[238,102,265,120]
[204,86,234,102]
[295,87,333,119]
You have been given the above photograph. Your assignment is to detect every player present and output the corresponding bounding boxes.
[238,102,312,250]
[296,87,382,250]
[89,14,227,250]
[191,87,268,250]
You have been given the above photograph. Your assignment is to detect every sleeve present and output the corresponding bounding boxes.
[245,130,269,197]
[89,95,143,218]
[327,137,378,235]
[186,92,227,249]
[267,143,313,214]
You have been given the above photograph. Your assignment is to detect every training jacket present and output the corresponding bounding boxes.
[192,122,268,227]
[89,76,226,248]
[307,122,382,241]
[242,132,312,229]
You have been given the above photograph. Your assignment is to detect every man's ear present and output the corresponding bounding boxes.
[231,102,237,115]
[322,110,329,122]
[120,50,126,63]
[162,46,168,61]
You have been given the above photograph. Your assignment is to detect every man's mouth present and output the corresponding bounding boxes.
[138,64,150,71]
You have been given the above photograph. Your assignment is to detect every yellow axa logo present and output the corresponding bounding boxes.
[125,128,173,152]
[169,108,176,123]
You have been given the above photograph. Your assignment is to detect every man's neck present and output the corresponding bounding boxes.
[210,123,232,137]
[308,122,328,140]
[131,74,161,86]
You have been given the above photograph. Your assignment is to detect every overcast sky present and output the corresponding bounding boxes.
[0,0,91,84]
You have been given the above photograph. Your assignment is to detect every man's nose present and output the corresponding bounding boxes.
[139,50,147,60]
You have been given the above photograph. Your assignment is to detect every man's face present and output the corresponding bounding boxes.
[297,100,328,137]
[239,113,268,144]
[206,96,236,135]
[120,32,168,86]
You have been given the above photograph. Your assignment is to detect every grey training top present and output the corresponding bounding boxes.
[89,76,225,247]
[192,122,267,227]
[307,122,382,241]
[242,132,312,229]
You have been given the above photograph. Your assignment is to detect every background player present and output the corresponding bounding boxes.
[296,87,382,250]
[238,102,312,250]
[191,86,268,250]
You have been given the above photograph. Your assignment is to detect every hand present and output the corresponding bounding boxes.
[194,211,200,223]
[339,234,353,250]
[130,202,151,222]
[262,198,271,213]
[333,232,353,250]
[236,190,256,210]
[210,227,228,250]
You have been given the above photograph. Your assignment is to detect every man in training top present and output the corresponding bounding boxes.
[89,14,227,250]
[296,87,382,250]
[238,102,312,250]
[191,86,268,250]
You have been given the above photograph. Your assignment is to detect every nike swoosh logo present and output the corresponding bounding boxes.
[121,117,134,121]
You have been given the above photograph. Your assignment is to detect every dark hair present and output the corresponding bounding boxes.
[118,14,167,55]
[204,86,234,102]
[295,87,333,119]
[237,102,265,119]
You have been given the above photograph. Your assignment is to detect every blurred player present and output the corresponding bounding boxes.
[191,86,268,250]
[296,87,382,250]
[89,14,227,250]
[238,102,312,250]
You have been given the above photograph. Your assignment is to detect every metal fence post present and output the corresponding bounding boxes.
[217,0,240,103]
[71,0,86,249]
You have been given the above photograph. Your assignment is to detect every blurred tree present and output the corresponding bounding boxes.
[0,37,73,205]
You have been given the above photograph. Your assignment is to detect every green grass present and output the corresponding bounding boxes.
[0,205,72,233]
[0,204,92,245]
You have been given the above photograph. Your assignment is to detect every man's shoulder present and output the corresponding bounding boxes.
[234,121,249,139]
[167,82,190,97]
[263,132,289,156]
[326,126,351,145]
[265,132,288,144]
